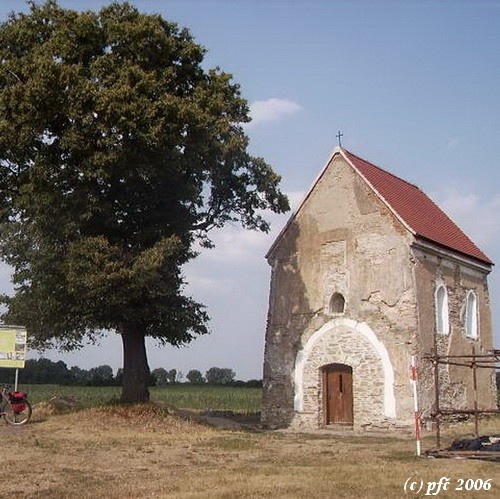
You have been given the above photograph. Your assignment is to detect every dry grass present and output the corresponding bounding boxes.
[2,406,499,498]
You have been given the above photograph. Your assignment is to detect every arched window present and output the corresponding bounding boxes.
[329,293,345,315]
[435,285,449,335]
[464,291,478,339]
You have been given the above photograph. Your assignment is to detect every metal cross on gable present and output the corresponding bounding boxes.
[336,130,343,148]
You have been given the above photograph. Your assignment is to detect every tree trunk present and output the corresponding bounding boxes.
[120,322,150,403]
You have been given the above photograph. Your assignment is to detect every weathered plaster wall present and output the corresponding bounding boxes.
[262,151,496,431]
[262,154,418,429]
[412,247,496,417]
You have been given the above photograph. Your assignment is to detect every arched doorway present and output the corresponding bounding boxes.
[322,363,353,425]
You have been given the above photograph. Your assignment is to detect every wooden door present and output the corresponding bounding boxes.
[323,364,353,425]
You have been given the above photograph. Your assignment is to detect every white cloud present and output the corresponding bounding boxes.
[182,190,305,294]
[0,263,13,296]
[202,226,272,263]
[182,270,231,292]
[246,98,302,128]
[286,190,308,211]
[200,190,305,263]
[185,190,304,265]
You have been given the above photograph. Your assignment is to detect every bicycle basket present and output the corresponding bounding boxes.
[8,392,27,413]
[11,402,27,412]
[9,391,27,402]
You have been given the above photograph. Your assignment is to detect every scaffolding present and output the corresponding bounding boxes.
[424,347,500,450]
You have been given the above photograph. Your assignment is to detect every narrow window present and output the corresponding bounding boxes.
[329,293,345,315]
[465,291,478,339]
[435,285,449,335]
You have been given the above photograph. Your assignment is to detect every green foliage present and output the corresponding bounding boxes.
[0,358,118,386]
[151,367,169,386]
[166,368,178,384]
[186,369,205,384]
[1,357,258,390]
[88,364,114,385]
[205,367,236,385]
[0,358,69,384]
[151,367,179,385]
[0,1,289,360]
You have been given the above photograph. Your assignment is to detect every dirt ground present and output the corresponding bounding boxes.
[2,404,499,498]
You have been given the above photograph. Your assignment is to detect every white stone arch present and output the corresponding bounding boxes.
[293,317,396,418]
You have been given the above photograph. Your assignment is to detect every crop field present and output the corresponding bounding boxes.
[2,386,499,498]
[19,383,262,413]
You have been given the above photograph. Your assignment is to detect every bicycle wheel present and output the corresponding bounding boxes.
[4,400,32,425]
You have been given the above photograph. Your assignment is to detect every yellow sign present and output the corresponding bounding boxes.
[0,326,27,368]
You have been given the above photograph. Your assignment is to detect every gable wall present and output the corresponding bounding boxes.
[262,154,419,428]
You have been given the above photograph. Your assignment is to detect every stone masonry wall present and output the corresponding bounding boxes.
[291,324,386,430]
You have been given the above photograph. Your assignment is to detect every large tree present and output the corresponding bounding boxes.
[0,1,288,402]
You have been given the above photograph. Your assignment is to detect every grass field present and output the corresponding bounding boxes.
[18,384,262,413]
[2,402,499,498]
[3,385,498,498]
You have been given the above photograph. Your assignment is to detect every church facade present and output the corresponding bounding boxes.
[262,147,496,430]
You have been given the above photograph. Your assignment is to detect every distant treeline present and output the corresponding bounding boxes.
[0,358,262,387]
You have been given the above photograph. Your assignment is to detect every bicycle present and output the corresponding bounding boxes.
[0,385,32,425]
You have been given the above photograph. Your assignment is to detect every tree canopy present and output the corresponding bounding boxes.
[205,367,236,385]
[186,369,205,384]
[0,1,288,402]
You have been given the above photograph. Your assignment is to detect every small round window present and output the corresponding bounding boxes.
[329,293,345,315]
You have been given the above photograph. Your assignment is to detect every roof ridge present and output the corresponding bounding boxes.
[342,148,492,266]
[342,148,421,191]
[266,146,492,267]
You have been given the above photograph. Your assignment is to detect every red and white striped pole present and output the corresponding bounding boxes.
[410,355,422,456]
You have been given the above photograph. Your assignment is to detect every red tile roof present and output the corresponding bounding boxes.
[342,149,492,265]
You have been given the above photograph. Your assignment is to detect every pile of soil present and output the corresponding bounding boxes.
[34,396,82,416]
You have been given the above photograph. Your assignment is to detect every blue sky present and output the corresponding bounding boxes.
[1,1,499,379]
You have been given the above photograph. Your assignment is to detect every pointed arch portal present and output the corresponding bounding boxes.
[293,318,396,422]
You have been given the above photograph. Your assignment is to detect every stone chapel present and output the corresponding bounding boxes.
[262,147,496,430]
